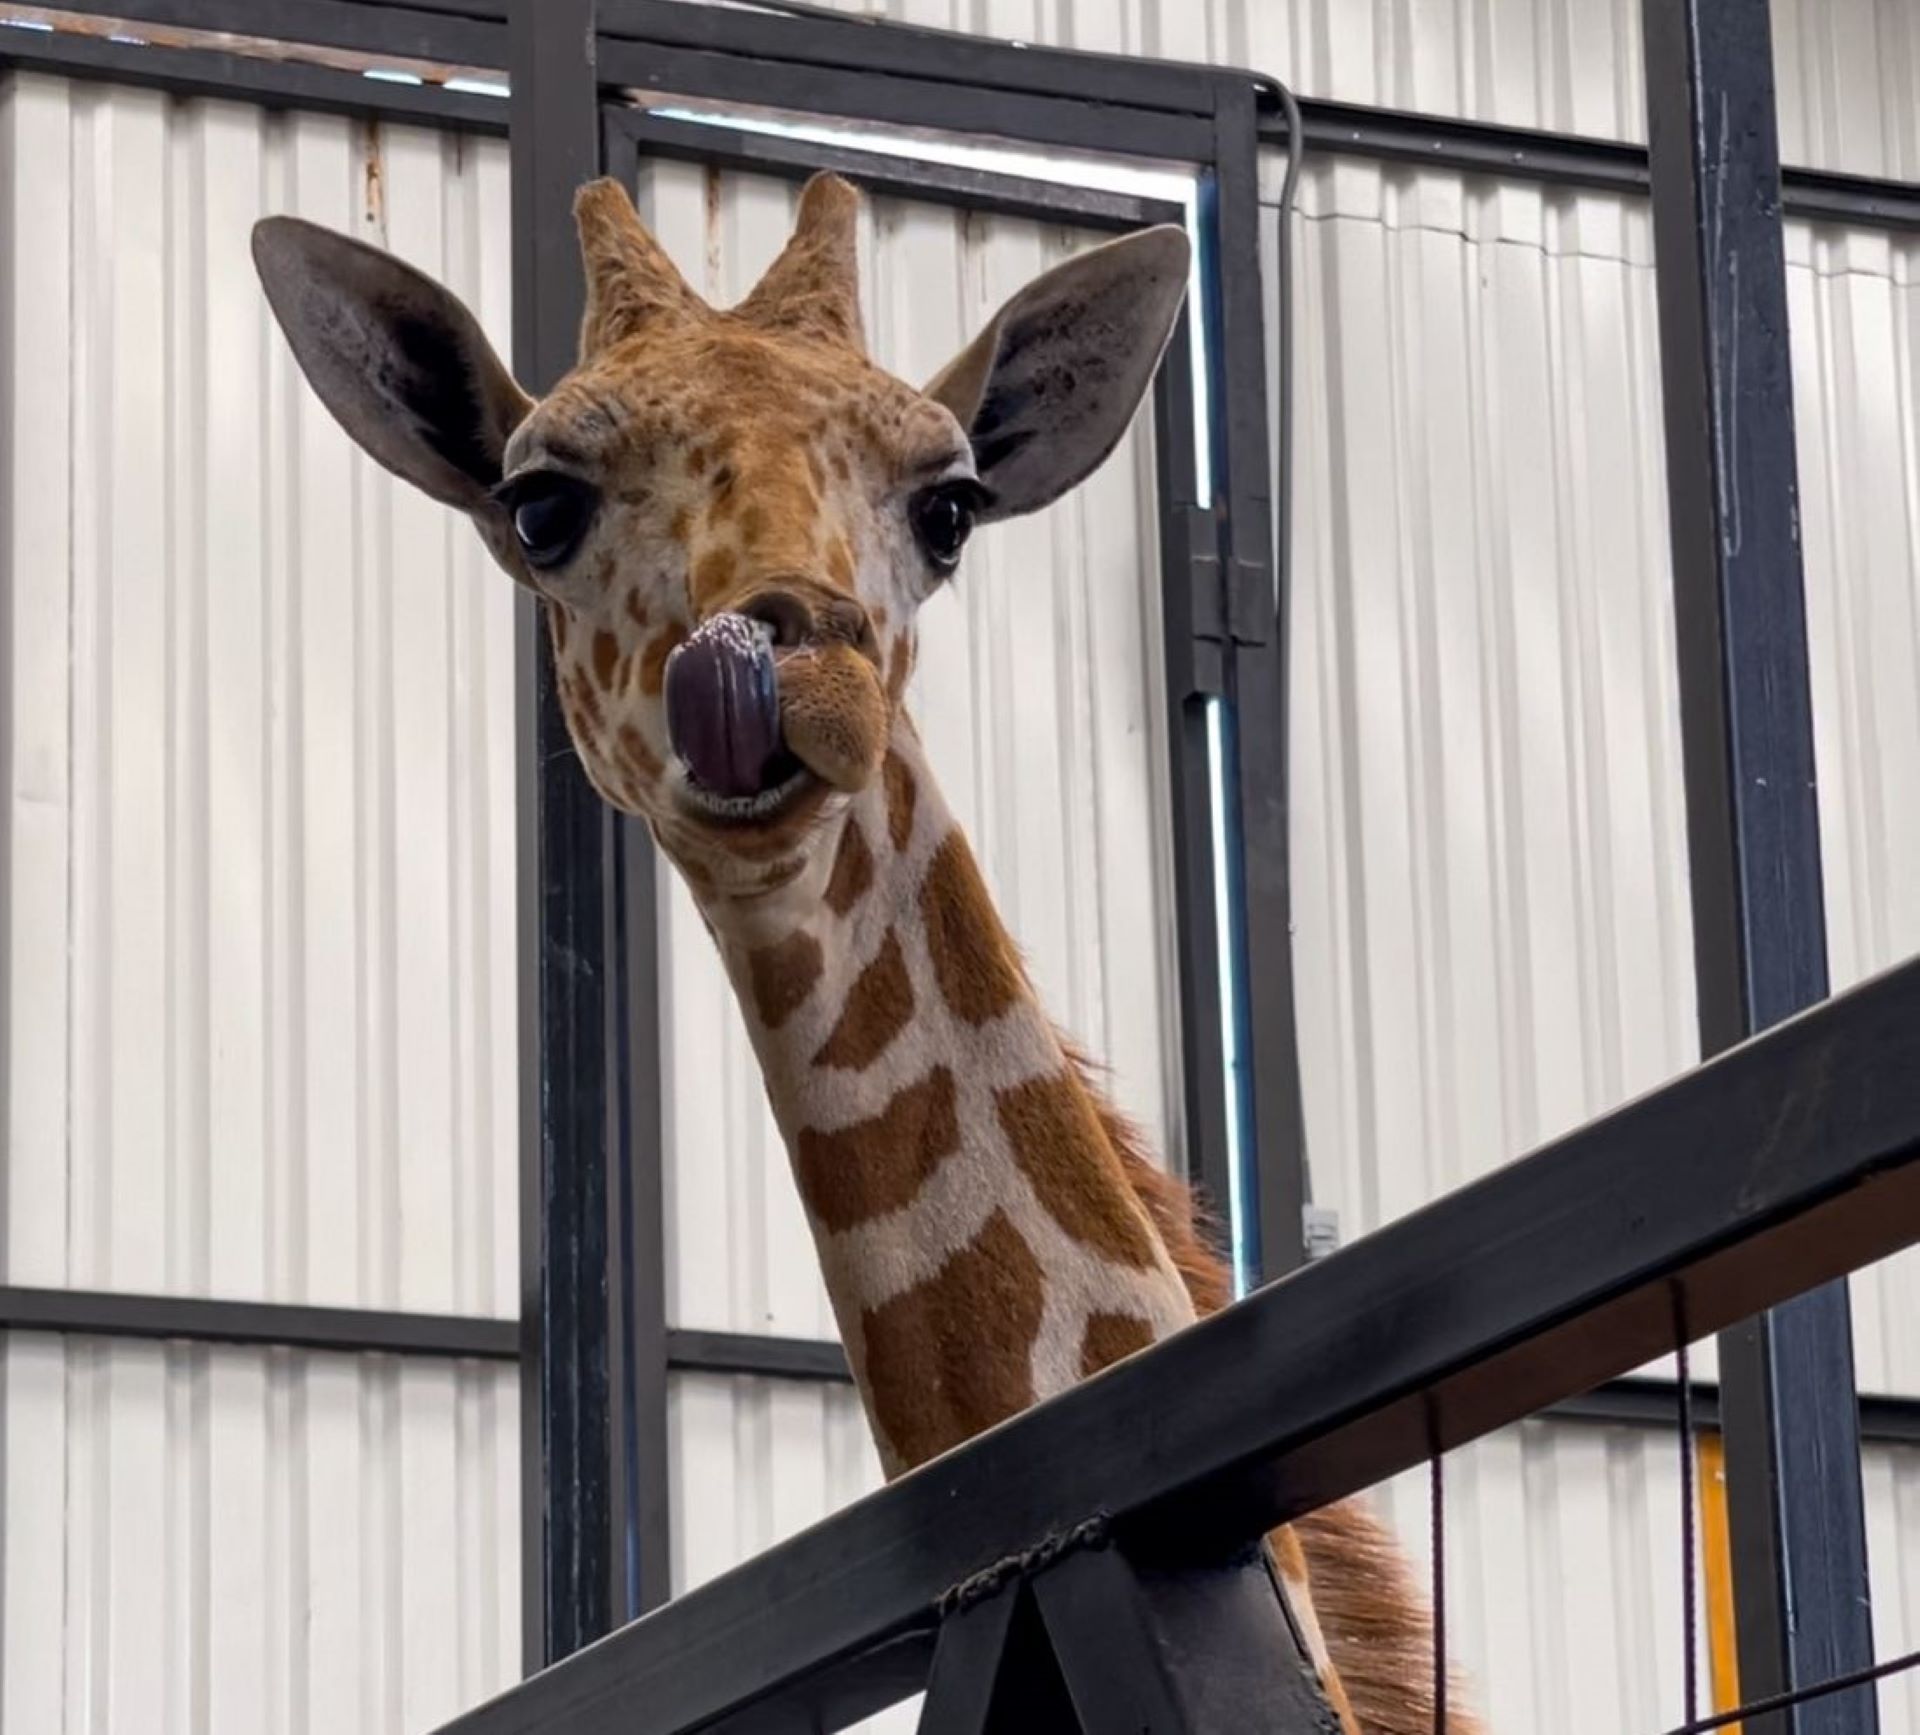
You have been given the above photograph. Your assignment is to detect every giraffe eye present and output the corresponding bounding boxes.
[500,472,598,570]
[908,481,986,574]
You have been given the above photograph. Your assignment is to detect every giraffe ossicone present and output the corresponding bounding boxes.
[252,171,1477,1735]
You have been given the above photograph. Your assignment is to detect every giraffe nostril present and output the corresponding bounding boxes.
[739,589,813,650]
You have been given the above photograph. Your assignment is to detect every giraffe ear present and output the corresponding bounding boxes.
[252,216,532,523]
[925,225,1189,520]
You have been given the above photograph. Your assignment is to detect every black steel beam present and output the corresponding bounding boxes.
[41,0,502,66]
[916,1586,1031,1735]
[1281,97,1650,193]
[595,36,1214,163]
[1034,1545,1337,1732]
[608,816,674,1619]
[1552,1377,1920,1449]
[512,0,625,1676]
[596,0,1228,117]
[0,25,506,131]
[0,1286,518,1360]
[665,1329,853,1383]
[431,951,1920,1735]
[1269,97,1920,232]
[655,1335,1920,1452]
[1640,3,1876,1732]
[25,1291,1920,1459]
[604,107,1178,232]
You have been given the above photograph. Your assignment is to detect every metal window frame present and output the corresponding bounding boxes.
[588,90,1271,1648]
[585,17,1311,1307]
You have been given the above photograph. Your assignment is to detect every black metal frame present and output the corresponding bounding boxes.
[591,91,1275,1652]
[0,1286,520,1359]
[1641,4,1877,1728]
[588,3,1307,1291]
[6,2,1920,1728]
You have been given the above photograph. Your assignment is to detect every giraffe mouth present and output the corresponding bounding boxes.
[664,612,816,823]
[678,751,813,823]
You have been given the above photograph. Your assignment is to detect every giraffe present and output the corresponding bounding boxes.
[252,172,1475,1735]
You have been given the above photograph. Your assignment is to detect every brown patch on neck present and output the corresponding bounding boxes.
[883,750,917,851]
[813,929,914,1070]
[1079,1311,1155,1377]
[995,1070,1159,1269]
[823,819,875,916]
[861,1209,1045,1470]
[748,929,824,1029]
[794,1065,959,1231]
[565,669,606,736]
[591,629,620,688]
[920,832,1024,1025]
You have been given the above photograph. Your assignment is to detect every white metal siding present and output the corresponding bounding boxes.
[0,70,521,1733]
[1286,161,1699,1237]
[1277,140,1920,1724]
[1279,151,1920,1397]
[1379,1427,1920,1734]
[1,1332,517,1735]
[1866,1441,1920,1733]
[0,72,519,1317]
[1382,1422,1707,1735]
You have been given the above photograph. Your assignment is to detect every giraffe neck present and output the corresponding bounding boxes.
[697,722,1196,1475]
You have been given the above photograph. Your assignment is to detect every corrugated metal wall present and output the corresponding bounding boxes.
[1383,1421,1707,1735]
[1278,147,1920,1729]
[1381,1425,1920,1734]
[0,70,520,1733]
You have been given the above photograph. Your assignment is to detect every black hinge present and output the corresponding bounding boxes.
[1176,502,1226,697]
[1176,504,1271,699]
[1226,494,1274,649]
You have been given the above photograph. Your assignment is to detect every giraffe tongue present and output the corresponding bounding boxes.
[663,612,785,801]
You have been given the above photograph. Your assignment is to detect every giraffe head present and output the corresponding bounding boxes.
[252,175,1187,896]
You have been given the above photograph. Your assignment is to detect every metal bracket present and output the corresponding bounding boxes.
[1229,553,1273,647]
[1177,504,1271,697]
[917,1540,1340,1734]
